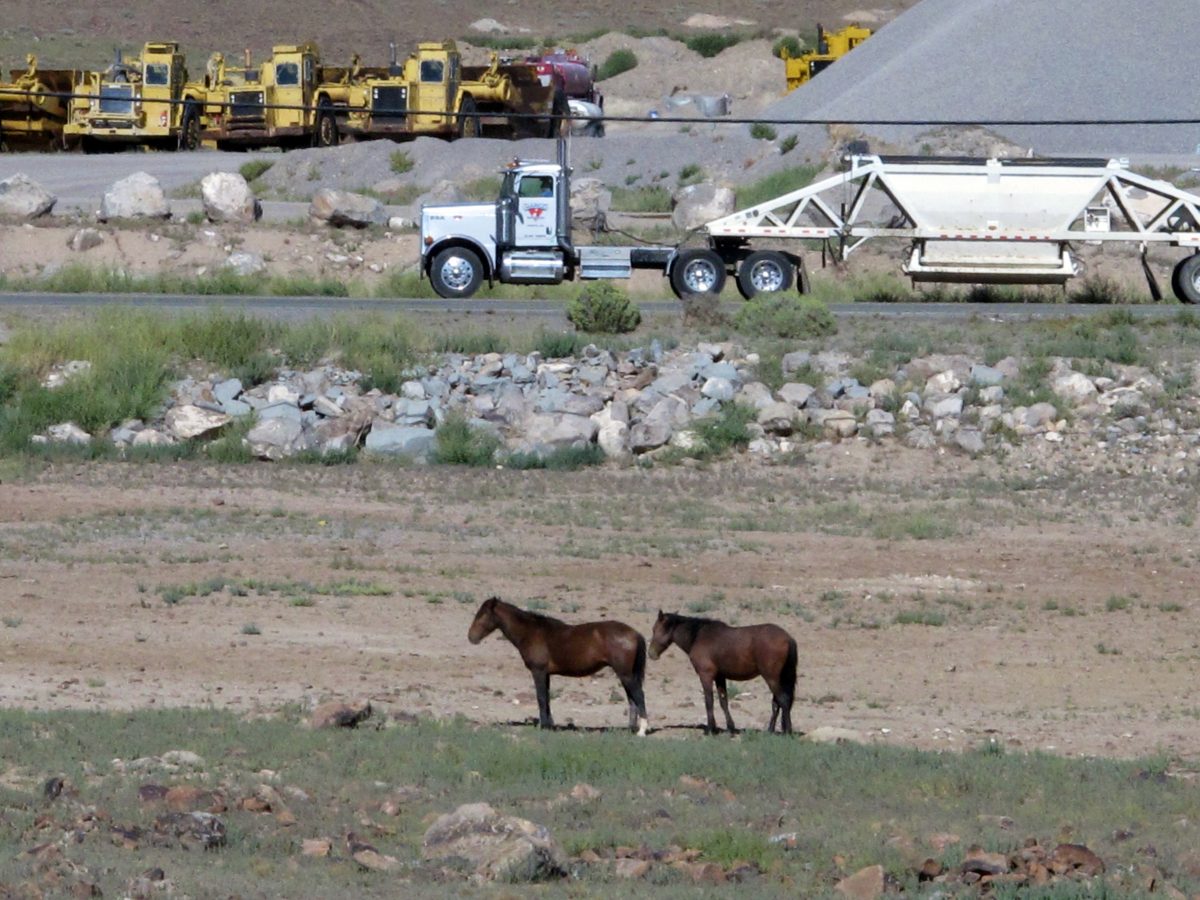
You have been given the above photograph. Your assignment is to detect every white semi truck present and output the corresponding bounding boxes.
[419,145,1200,303]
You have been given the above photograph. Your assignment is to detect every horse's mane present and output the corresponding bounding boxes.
[496,598,568,628]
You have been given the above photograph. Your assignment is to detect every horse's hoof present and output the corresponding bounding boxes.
[636,716,649,737]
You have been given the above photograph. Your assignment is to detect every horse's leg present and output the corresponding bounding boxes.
[768,696,780,733]
[715,676,737,734]
[700,674,718,735]
[532,669,554,730]
[619,674,649,737]
[780,685,794,735]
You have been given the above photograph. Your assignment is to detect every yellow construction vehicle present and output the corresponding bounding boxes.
[782,24,871,92]
[201,43,352,149]
[63,42,207,152]
[0,54,77,151]
[333,40,564,143]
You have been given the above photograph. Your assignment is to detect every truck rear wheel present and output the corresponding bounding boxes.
[179,102,201,151]
[736,251,795,299]
[315,100,339,148]
[670,249,726,299]
[546,90,569,139]
[431,247,484,299]
[1171,254,1200,304]
[457,96,480,139]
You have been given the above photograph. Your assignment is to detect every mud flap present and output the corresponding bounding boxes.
[1140,247,1162,302]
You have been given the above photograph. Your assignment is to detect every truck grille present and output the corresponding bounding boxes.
[98,84,134,116]
[371,85,407,120]
[230,90,265,122]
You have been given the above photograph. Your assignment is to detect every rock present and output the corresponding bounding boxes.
[1049,843,1105,876]
[100,172,170,220]
[592,406,630,459]
[701,376,734,401]
[422,802,567,881]
[926,370,961,393]
[347,833,399,871]
[954,427,986,455]
[245,416,310,460]
[42,359,92,388]
[865,408,895,436]
[131,428,174,448]
[570,177,611,220]
[520,412,598,453]
[67,227,103,252]
[961,847,1009,875]
[364,422,436,459]
[1024,402,1058,429]
[310,700,371,729]
[1053,371,1098,404]
[971,364,1005,386]
[835,864,884,899]
[615,858,652,879]
[671,183,735,231]
[815,408,858,437]
[153,811,226,849]
[777,383,815,407]
[0,173,56,219]
[805,725,866,745]
[924,394,963,418]
[302,838,333,857]
[758,401,798,435]
[165,404,230,440]
[45,422,91,445]
[309,188,387,228]
[201,171,261,223]
[224,251,266,276]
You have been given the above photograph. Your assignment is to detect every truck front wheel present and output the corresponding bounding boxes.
[736,250,795,299]
[431,247,484,299]
[1171,254,1200,304]
[670,249,727,299]
[315,100,339,148]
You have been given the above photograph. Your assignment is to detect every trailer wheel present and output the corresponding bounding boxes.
[735,250,795,299]
[315,100,339,148]
[1171,254,1200,304]
[670,249,727,299]
[457,96,481,139]
[430,246,484,299]
[179,101,201,151]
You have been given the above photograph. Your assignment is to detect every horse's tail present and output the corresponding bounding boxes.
[633,632,648,687]
[781,637,798,699]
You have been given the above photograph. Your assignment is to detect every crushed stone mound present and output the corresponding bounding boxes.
[764,0,1200,155]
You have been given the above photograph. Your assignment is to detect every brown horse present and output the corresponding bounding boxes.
[648,611,797,735]
[467,596,649,734]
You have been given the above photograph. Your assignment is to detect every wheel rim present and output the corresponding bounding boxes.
[748,258,786,293]
[319,115,334,146]
[1191,266,1200,293]
[439,254,476,291]
[682,258,719,293]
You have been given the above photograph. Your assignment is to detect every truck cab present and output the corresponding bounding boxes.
[407,41,462,135]
[421,145,676,299]
[203,43,328,148]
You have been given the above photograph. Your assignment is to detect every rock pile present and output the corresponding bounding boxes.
[28,341,1200,471]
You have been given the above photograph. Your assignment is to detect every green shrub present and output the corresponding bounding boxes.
[779,134,798,155]
[389,150,414,175]
[736,165,821,209]
[566,282,641,333]
[504,444,605,470]
[772,35,803,59]
[685,32,743,58]
[596,49,638,81]
[432,411,500,466]
[690,403,756,458]
[734,295,837,339]
[749,122,777,141]
[536,330,581,359]
[238,159,274,183]
[609,185,671,213]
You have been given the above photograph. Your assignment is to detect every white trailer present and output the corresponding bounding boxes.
[419,149,1200,303]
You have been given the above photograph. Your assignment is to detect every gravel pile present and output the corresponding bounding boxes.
[763,0,1200,156]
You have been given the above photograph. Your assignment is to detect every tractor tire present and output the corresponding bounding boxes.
[545,90,568,139]
[670,248,727,299]
[430,246,484,299]
[1171,254,1200,304]
[315,100,339,148]
[735,250,795,299]
[178,102,201,151]
[457,96,481,139]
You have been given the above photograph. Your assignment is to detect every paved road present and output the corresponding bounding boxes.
[0,292,1192,323]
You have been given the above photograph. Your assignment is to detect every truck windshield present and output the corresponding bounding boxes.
[275,62,300,86]
[419,60,444,83]
[144,63,169,85]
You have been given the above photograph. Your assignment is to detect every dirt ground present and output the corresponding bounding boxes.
[2,445,1197,762]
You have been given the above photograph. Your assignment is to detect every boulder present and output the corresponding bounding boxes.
[422,802,567,882]
[836,864,884,899]
[310,700,371,729]
[100,172,170,220]
[1052,371,1098,404]
[165,405,230,440]
[67,227,104,252]
[364,422,436,458]
[521,412,598,452]
[245,416,311,460]
[777,382,815,407]
[309,188,387,227]
[570,177,611,220]
[44,422,91,445]
[671,183,735,231]
[200,171,262,223]
[757,401,798,435]
[0,173,56,219]
[224,251,266,276]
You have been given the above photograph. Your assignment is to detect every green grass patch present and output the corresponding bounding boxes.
[0,711,1194,896]
[504,444,606,471]
[238,159,274,183]
[389,149,415,174]
[609,185,672,213]
[683,32,744,58]
[432,411,501,466]
[735,164,822,210]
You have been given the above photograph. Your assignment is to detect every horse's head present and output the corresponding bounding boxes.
[468,596,502,644]
[647,610,675,660]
